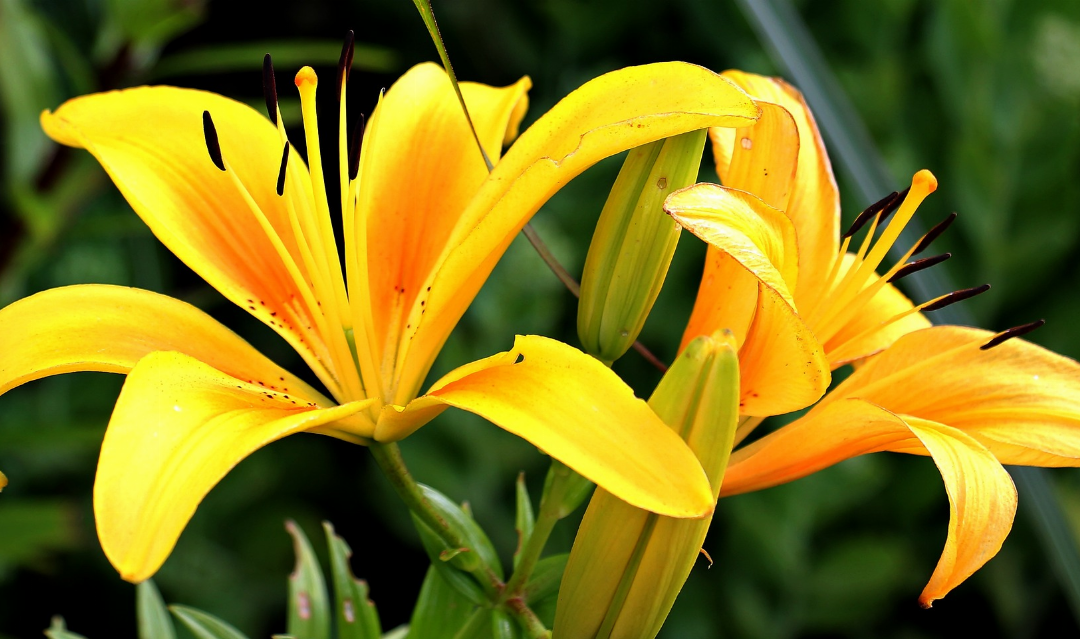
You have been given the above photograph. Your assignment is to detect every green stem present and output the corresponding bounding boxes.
[504,597,551,639]
[369,442,502,592]
[501,460,574,600]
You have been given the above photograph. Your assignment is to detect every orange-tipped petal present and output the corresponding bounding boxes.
[0,284,326,405]
[358,63,531,374]
[392,62,761,403]
[95,351,373,582]
[378,336,714,518]
[667,183,829,416]
[41,87,332,382]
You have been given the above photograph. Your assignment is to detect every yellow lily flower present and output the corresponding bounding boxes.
[665,70,1080,607]
[2,55,760,581]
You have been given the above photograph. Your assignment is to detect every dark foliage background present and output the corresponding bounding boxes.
[2,0,1079,636]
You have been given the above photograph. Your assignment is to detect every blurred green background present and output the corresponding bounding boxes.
[2,0,1080,636]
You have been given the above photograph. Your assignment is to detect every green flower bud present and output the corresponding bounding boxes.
[577,129,708,364]
[553,331,740,639]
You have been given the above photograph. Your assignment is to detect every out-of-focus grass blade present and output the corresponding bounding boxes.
[137,580,176,639]
[732,0,1080,625]
[152,40,396,79]
[324,522,381,639]
[169,606,250,639]
[285,520,330,639]
[44,617,88,639]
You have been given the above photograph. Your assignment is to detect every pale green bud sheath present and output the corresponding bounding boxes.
[553,331,740,639]
[577,129,709,364]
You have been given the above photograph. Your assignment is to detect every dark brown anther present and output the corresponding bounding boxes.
[981,319,1046,350]
[202,111,225,171]
[276,142,290,196]
[348,112,366,180]
[922,283,990,312]
[263,54,278,126]
[913,212,958,256]
[888,253,951,283]
[876,186,910,226]
[843,191,898,239]
[337,30,355,102]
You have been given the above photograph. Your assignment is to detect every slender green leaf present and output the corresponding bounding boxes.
[409,0,492,170]
[137,580,176,639]
[407,567,481,639]
[323,522,381,639]
[285,520,330,639]
[513,473,535,570]
[44,617,88,639]
[169,606,250,639]
[410,484,503,604]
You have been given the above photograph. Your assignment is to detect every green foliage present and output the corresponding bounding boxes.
[137,581,177,639]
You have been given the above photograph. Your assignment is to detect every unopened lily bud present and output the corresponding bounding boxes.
[577,129,709,364]
[553,331,739,639]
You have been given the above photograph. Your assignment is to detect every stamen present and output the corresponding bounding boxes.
[336,30,355,102]
[876,186,909,227]
[887,253,951,283]
[348,112,365,181]
[263,54,278,126]
[276,142,290,196]
[842,191,897,239]
[913,212,958,256]
[922,284,990,312]
[981,319,1045,350]
[202,111,225,171]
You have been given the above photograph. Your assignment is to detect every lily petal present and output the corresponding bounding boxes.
[358,63,531,375]
[95,351,373,582]
[821,326,1080,466]
[0,284,326,405]
[722,399,1016,606]
[666,183,829,416]
[393,62,761,403]
[377,336,714,519]
[711,71,841,300]
[41,88,334,386]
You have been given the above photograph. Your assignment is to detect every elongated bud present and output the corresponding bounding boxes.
[578,129,708,364]
[554,331,740,638]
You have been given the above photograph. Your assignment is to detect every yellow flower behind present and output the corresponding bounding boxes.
[1,56,762,581]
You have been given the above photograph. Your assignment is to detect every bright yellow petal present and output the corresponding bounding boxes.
[904,417,1016,607]
[822,253,932,367]
[721,399,1016,606]
[358,63,531,378]
[0,284,326,405]
[392,62,761,404]
[713,71,841,300]
[41,87,333,384]
[667,183,829,416]
[378,336,713,518]
[95,351,373,582]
